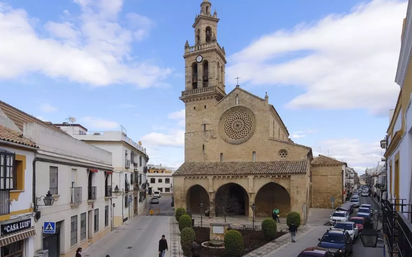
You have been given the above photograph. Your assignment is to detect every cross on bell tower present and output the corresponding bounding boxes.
[180,0,227,102]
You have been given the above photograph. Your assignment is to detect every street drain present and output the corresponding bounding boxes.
[127,246,132,249]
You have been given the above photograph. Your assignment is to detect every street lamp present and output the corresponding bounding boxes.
[359,231,380,247]
[36,191,55,206]
[251,203,256,230]
[200,200,204,227]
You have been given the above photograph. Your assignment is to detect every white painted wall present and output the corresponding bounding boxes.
[394,108,403,132]
[147,173,173,194]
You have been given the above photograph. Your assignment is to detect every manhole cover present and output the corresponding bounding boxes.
[127,246,132,249]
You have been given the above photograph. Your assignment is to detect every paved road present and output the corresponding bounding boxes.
[82,215,171,257]
[148,195,174,216]
[267,196,384,257]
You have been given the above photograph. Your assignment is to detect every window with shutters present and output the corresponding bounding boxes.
[80,212,86,240]
[105,206,109,227]
[70,215,78,246]
[49,166,58,195]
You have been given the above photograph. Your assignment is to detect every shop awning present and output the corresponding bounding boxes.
[105,171,113,174]
[0,227,36,247]
[89,168,98,173]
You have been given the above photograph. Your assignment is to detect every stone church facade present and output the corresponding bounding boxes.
[173,0,314,222]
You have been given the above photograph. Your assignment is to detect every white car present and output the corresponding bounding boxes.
[358,207,371,217]
[350,197,360,207]
[329,210,349,224]
[361,191,369,197]
[331,221,359,240]
[153,191,161,198]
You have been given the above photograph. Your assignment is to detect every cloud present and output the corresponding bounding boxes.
[126,13,155,41]
[80,116,119,130]
[312,138,383,174]
[227,0,405,115]
[291,131,306,138]
[40,103,58,113]
[0,0,171,88]
[168,109,185,126]
[141,129,184,147]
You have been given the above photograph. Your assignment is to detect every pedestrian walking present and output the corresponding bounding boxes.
[75,248,82,257]
[288,222,298,243]
[158,235,168,257]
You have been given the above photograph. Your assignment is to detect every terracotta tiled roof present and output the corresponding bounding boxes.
[311,155,345,167]
[0,101,61,132]
[0,125,37,147]
[173,160,308,176]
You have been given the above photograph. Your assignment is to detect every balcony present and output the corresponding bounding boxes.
[88,186,96,201]
[180,86,226,102]
[125,160,130,169]
[70,187,82,207]
[105,185,112,197]
[0,191,10,215]
[125,183,130,193]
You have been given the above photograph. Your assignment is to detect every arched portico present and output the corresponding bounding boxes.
[255,182,291,217]
[186,185,209,214]
[215,183,249,217]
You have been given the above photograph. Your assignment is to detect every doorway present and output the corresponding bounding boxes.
[43,225,60,257]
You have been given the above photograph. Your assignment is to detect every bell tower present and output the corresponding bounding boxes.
[180,0,226,102]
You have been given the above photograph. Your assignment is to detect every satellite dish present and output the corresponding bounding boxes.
[68,117,76,123]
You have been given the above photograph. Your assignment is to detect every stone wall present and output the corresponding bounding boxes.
[311,165,343,208]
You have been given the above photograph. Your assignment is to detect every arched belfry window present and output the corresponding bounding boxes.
[192,63,198,89]
[197,29,200,45]
[206,6,209,15]
[217,62,220,81]
[235,94,239,105]
[220,66,224,83]
[206,27,212,43]
[203,60,209,87]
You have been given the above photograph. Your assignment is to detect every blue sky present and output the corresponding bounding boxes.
[0,0,406,173]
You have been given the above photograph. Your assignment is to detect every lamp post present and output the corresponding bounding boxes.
[36,190,55,206]
[200,200,204,227]
[252,203,256,230]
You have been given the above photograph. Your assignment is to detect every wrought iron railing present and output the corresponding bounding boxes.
[0,191,10,215]
[88,186,96,200]
[70,187,82,204]
[382,199,412,257]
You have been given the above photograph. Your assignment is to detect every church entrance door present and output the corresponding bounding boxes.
[255,182,291,217]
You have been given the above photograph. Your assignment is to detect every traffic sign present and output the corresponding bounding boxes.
[43,222,56,234]
[331,197,335,202]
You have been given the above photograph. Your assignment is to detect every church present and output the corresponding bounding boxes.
[173,0,315,222]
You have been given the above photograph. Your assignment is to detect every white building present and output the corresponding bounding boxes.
[56,124,149,227]
[0,120,37,257]
[0,100,114,257]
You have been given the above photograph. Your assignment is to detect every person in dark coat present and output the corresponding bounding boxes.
[288,222,298,243]
[158,235,168,257]
[75,248,82,257]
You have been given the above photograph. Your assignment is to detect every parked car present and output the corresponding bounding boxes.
[358,207,371,217]
[297,247,334,257]
[330,221,358,240]
[336,203,355,215]
[361,191,369,197]
[329,211,349,225]
[318,229,353,256]
[357,212,371,225]
[360,204,374,216]
[150,197,159,204]
[349,217,365,233]
[350,197,360,207]
[153,191,161,198]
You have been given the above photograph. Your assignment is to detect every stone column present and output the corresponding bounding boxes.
[208,176,215,218]
[248,175,255,221]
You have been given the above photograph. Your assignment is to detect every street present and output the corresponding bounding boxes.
[82,195,174,257]
[148,195,174,216]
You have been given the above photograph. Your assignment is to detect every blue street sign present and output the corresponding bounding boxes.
[331,197,335,202]
[43,222,56,234]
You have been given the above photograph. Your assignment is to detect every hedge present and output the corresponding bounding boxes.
[262,218,277,240]
[224,230,244,257]
[286,211,301,228]
[181,227,196,257]
[179,214,192,232]
[175,207,186,222]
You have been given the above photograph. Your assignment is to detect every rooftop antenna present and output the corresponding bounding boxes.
[67,116,76,124]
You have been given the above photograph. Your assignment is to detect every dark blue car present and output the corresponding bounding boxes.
[318,229,353,257]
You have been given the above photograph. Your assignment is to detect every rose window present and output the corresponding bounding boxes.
[223,111,253,140]
[279,149,288,158]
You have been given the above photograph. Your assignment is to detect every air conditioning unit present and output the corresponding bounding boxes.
[34,250,49,257]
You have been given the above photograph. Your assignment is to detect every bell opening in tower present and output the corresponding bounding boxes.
[196,29,200,45]
[206,26,212,43]
[192,63,198,89]
[203,60,209,87]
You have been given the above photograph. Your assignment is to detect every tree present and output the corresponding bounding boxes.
[215,188,241,223]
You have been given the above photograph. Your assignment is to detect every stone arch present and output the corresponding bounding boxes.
[206,26,212,43]
[255,182,291,217]
[186,185,209,214]
[215,183,249,217]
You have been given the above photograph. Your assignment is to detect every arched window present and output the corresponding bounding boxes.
[235,94,239,105]
[217,62,220,81]
[206,6,209,15]
[192,63,198,89]
[206,27,212,43]
[220,66,224,83]
[196,29,200,45]
[203,60,209,86]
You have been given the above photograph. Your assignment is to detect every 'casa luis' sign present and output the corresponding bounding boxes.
[1,219,31,236]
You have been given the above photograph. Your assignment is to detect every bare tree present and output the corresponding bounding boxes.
[215,188,241,223]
